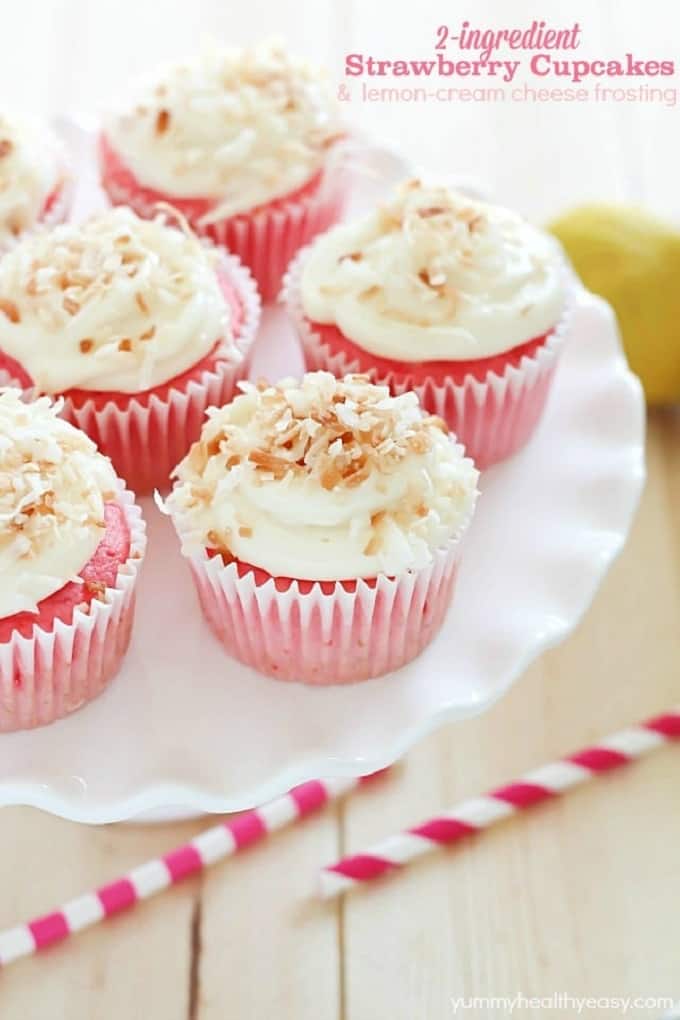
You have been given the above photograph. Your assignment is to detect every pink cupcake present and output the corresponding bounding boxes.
[0,389,146,731]
[285,179,571,469]
[0,206,260,493]
[0,113,72,248]
[99,41,347,302]
[164,371,478,685]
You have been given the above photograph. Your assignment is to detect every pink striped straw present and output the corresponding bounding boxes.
[0,772,387,967]
[320,709,680,897]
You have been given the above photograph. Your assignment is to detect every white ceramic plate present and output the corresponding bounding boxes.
[0,122,645,823]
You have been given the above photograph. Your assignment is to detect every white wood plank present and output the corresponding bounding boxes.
[197,805,342,1020]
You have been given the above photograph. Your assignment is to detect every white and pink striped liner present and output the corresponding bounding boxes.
[0,773,386,966]
[319,709,680,896]
[185,535,465,686]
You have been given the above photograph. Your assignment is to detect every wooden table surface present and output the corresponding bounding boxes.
[2,2,679,1017]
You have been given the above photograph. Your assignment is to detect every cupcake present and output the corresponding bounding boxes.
[100,40,347,302]
[0,206,260,493]
[285,179,571,469]
[164,371,478,685]
[0,389,146,731]
[0,113,71,248]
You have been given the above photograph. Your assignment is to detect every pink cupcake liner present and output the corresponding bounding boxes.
[61,251,261,494]
[283,250,573,470]
[0,482,146,732]
[99,136,349,303]
[186,542,463,685]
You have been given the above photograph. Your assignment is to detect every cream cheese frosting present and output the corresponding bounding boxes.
[0,389,119,619]
[0,114,66,247]
[105,40,342,222]
[166,371,478,581]
[0,207,234,394]
[300,179,566,362]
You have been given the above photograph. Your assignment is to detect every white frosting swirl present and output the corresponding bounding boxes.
[166,372,478,581]
[105,40,342,222]
[0,389,119,619]
[0,207,234,394]
[300,180,566,362]
[0,114,66,246]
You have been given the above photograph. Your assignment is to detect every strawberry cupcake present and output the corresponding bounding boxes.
[0,113,71,248]
[285,179,571,469]
[164,371,478,685]
[0,206,260,493]
[0,389,146,731]
[100,40,347,301]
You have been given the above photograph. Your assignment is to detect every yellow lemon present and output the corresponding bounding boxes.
[549,204,680,405]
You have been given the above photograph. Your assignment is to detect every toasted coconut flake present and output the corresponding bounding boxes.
[363,531,382,555]
[85,579,107,600]
[424,415,449,433]
[248,449,290,477]
[156,109,171,134]
[0,298,20,323]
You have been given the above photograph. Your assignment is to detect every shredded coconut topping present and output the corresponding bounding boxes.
[0,113,66,245]
[0,389,119,617]
[105,40,343,220]
[0,206,234,394]
[166,372,479,580]
[300,179,566,362]
[182,371,450,491]
[370,179,491,309]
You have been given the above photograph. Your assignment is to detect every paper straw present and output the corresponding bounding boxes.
[0,771,387,966]
[320,709,680,897]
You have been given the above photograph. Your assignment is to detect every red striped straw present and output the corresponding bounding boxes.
[0,772,387,967]
[320,708,680,897]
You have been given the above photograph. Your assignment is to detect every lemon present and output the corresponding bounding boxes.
[549,204,680,405]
